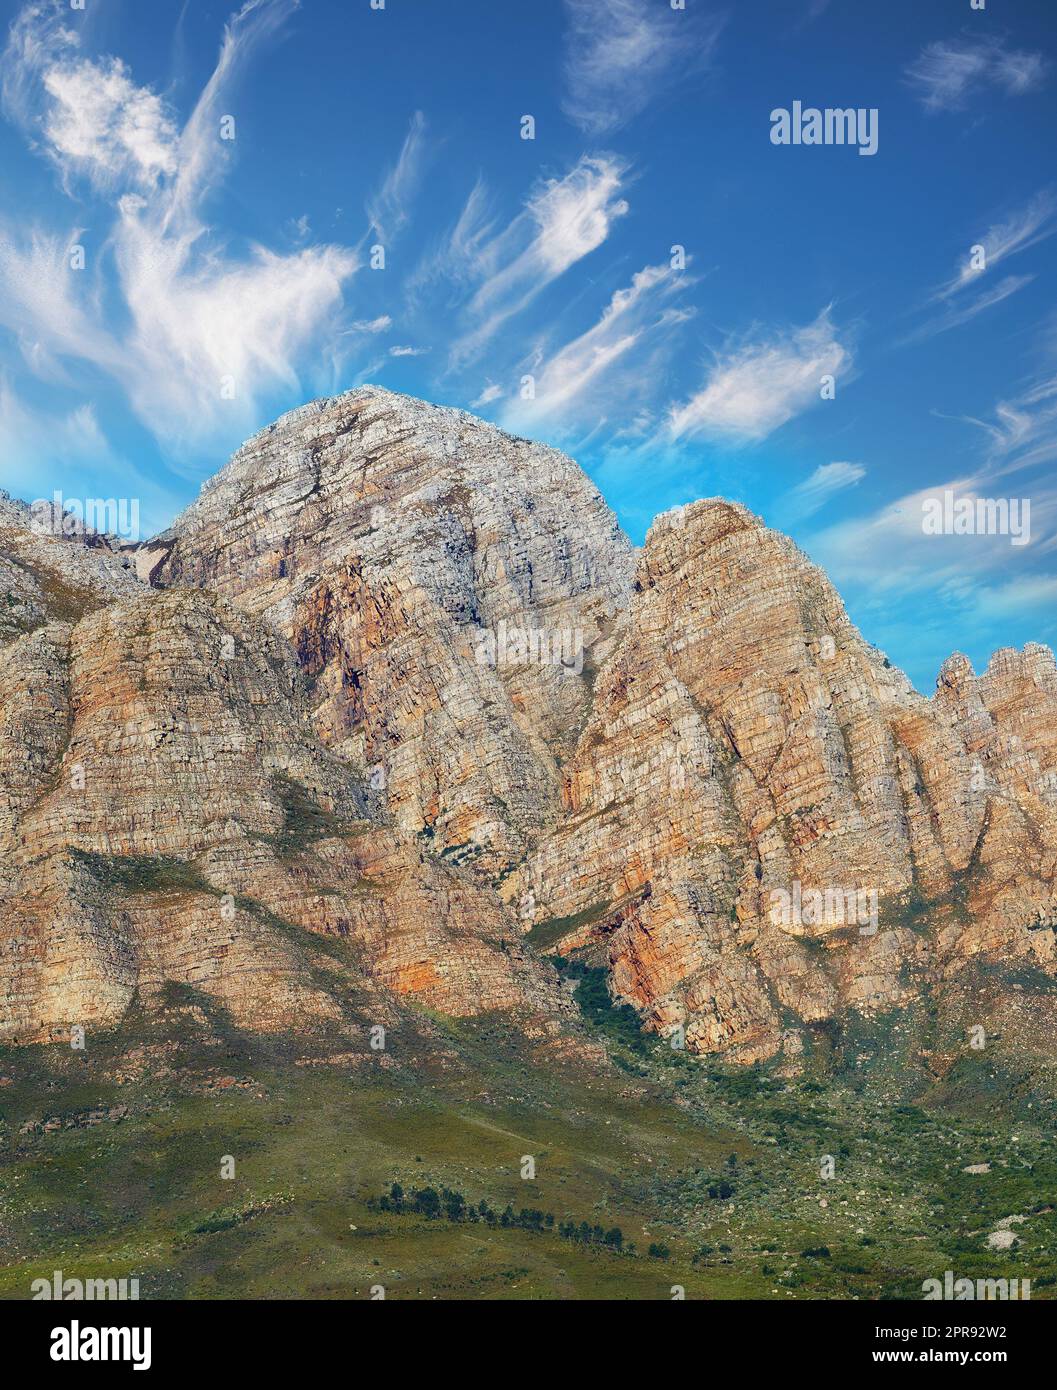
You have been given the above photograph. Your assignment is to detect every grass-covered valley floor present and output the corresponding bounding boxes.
[1,968,1055,1301]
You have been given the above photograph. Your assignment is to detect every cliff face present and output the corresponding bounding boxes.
[150,387,634,876]
[0,488,143,641]
[515,501,1057,1060]
[0,508,569,1042]
[1,392,1055,1061]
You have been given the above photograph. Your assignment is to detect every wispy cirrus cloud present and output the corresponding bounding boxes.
[0,0,358,452]
[0,225,124,375]
[900,190,1056,345]
[935,189,1057,300]
[961,373,1057,480]
[499,260,692,435]
[807,371,1057,673]
[447,154,630,368]
[0,375,114,472]
[404,177,495,304]
[163,0,302,225]
[346,314,392,334]
[470,382,504,409]
[905,33,1048,112]
[665,308,851,444]
[561,0,722,136]
[782,461,866,521]
[902,273,1035,346]
[366,110,429,242]
[0,375,180,531]
[812,478,1057,595]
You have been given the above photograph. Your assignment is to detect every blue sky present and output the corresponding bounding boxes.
[0,0,1055,690]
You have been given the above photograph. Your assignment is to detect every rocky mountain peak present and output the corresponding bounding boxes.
[1,390,1055,1065]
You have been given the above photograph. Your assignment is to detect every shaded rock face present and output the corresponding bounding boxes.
[1,391,1055,1061]
[0,488,143,642]
[0,572,568,1043]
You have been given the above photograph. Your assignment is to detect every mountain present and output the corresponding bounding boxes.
[517,498,1057,1062]
[2,387,1055,1070]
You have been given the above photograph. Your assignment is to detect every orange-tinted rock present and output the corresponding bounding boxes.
[2,398,1056,1065]
[517,500,1057,1059]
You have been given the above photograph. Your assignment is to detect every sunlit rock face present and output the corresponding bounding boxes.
[1,392,1055,1060]
[516,500,1057,1061]
[152,386,635,875]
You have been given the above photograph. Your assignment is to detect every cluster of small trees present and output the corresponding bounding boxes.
[557,1220,626,1251]
[371,1183,555,1232]
[370,1183,635,1255]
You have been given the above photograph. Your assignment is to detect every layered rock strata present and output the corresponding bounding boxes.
[514,501,1057,1060]
[2,393,1055,1062]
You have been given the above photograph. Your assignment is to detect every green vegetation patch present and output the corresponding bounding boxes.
[70,848,217,897]
[250,773,370,855]
[554,956,649,1057]
[526,900,611,951]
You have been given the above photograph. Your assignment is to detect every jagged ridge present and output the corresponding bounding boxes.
[1,392,1055,1063]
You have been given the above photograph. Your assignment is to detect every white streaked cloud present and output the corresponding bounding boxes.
[906,34,1048,112]
[901,273,1035,346]
[165,0,301,227]
[972,574,1057,619]
[0,375,181,532]
[500,260,691,435]
[0,225,124,374]
[561,0,722,136]
[784,461,866,520]
[0,376,113,470]
[0,0,358,450]
[347,315,392,334]
[405,177,495,303]
[962,373,1057,479]
[42,56,179,190]
[900,190,1056,346]
[470,382,504,409]
[937,190,1057,300]
[113,209,357,447]
[2,2,184,192]
[812,478,1056,596]
[666,308,851,444]
[809,370,1057,622]
[449,155,630,367]
[366,110,429,242]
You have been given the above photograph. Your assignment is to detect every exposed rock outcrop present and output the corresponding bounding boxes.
[152,387,634,874]
[514,501,1057,1060]
[0,580,568,1043]
[2,393,1055,1063]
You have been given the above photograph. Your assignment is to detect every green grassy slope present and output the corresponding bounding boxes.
[1,975,1055,1301]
